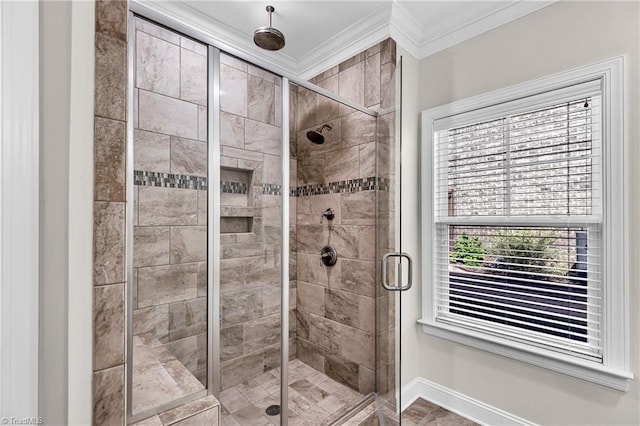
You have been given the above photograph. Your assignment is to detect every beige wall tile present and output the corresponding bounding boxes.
[244,314,281,353]
[359,142,376,178]
[138,90,198,140]
[297,281,325,316]
[325,146,360,182]
[220,53,247,72]
[244,255,280,288]
[317,76,340,123]
[338,61,365,111]
[220,64,247,117]
[358,366,376,394]
[364,53,381,108]
[221,351,264,389]
[164,335,199,373]
[262,153,281,185]
[341,192,375,225]
[95,117,126,202]
[136,31,180,98]
[197,261,207,297]
[296,338,325,373]
[324,354,359,391]
[341,325,374,369]
[220,258,245,293]
[221,325,243,362]
[221,288,263,326]
[180,36,207,56]
[170,226,207,264]
[170,137,207,176]
[169,297,207,340]
[133,226,170,267]
[138,187,198,226]
[341,110,376,148]
[341,259,375,297]
[180,48,207,106]
[134,129,170,173]
[308,313,341,354]
[198,105,208,142]
[93,365,124,426]
[136,17,180,45]
[247,75,275,125]
[96,0,127,41]
[133,304,170,342]
[244,119,281,156]
[339,52,365,72]
[94,284,125,370]
[297,157,325,186]
[137,263,198,308]
[94,202,125,285]
[95,32,126,121]
[296,87,317,131]
[220,111,245,148]
[197,190,207,225]
[380,61,397,109]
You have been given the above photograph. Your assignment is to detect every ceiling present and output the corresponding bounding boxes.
[136,0,554,79]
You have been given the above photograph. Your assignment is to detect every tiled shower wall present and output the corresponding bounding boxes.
[291,39,397,394]
[132,17,209,386]
[217,53,293,390]
[93,1,128,424]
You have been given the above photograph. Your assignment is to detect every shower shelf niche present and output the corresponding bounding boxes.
[221,168,256,234]
[221,207,257,234]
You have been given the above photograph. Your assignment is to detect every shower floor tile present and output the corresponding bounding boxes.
[221,359,364,425]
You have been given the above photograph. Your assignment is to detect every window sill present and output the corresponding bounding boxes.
[418,318,633,392]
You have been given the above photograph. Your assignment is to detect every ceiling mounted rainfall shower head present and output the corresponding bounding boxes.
[306,123,333,145]
[253,5,285,51]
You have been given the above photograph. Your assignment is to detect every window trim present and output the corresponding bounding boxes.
[419,57,633,391]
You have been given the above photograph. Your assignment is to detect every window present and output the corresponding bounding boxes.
[420,58,632,390]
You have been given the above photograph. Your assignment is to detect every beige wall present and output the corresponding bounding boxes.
[401,1,639,424]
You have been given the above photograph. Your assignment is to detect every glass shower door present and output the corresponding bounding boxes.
[128,16,210,422]
[376,54,404,425]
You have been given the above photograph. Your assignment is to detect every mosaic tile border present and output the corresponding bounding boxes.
[134,170,208,190]
[294,177,389,196]
[134,170,390,196]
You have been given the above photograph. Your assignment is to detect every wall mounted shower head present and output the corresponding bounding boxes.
[253,5,285,51]
[306,123,333,145]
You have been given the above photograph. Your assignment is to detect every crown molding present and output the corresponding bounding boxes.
[132,0,557,79]
[408,1,556,59]
[296,2,392,80]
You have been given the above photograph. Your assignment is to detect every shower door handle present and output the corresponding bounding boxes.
[381,252,413,291]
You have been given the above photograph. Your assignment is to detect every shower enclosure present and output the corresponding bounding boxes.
[127,7,405,425]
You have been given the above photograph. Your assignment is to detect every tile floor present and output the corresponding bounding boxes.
[401,398,478,426]
[219,359,366,425]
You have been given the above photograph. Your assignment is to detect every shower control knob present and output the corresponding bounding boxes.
[320,208,335,224]
[320,245,337,267]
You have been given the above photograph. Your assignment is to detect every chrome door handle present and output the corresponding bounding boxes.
[381,252,413,291]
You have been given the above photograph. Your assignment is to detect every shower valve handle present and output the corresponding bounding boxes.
[320,208,335,224]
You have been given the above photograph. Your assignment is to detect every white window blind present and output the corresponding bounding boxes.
[432,80,604,361]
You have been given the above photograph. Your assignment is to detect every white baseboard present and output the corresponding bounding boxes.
[401,377,536,426]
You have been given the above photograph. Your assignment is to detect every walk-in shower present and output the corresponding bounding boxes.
[125,7,402,425]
